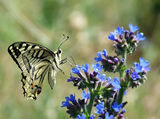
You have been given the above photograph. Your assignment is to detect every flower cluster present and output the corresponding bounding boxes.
[126,57,151,88]
[94,49,124,72]
[94,50,124,73]
[61,93,88,118]
[61,24,150,119]
[108,24,146,56]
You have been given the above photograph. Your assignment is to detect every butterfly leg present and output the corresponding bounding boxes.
[58,57,76,76]
[57,67,65,75]
[56,58,70,75]
[60,57,75,67]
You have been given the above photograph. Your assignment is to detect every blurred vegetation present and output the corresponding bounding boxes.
[0,0,160,119]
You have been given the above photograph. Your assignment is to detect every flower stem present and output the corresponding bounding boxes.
[117,83,127,104]
[117,49,127,104]
[87,91,96,115]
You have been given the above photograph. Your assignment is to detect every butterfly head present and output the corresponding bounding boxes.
[55,49,63,61]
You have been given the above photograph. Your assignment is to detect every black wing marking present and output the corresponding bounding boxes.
[8,42,61,100]
[20,49,56,99]
[8,42,54,71]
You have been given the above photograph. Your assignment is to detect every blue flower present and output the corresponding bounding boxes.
[114,26,124,35]
[61,94,76,107]
[89,115,95,119]
[94,52,103,62]
[102,49,108,57]
[97,73,106,82]
[67,74,76,82]
[122,108,126,113]
[134,57,150,73]
[61,100,70,107]
[139,57,150,72]
[69,94,76,101]
[121,58,125,63]
[107,76,111,84]
[108,32,117,40]
[94,49,108,62]
[72,65,80,74]
[112,102,123,112]
[95,102,104,114]
[77,113,86,119]
[124,90,127,95]
[92,63,103,73]
[81,63,89,73]
[134,62,142,73]
[111,77,121,91]
[136,32,146,41]
[131,71,141,80]
[81,90,90,100]
[105,112,114,119]
[129,24,139,33]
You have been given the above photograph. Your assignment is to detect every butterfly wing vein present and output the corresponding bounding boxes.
[8,42,60,100]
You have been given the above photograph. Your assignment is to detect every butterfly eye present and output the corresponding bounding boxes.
[58,49,62,54]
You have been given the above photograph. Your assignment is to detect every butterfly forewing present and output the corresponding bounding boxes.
[8,42,62,100]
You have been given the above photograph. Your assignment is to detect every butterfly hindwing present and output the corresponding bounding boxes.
[8,42,62,100]
[48,67,57,89]
[21,49,51,99]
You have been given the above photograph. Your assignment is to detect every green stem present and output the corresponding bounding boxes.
[123,50,127,65]
[117,50,128,104]
[117,84,127,104]
[87,91,96,115]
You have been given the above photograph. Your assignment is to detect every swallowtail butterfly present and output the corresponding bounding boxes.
[8,36,69,100]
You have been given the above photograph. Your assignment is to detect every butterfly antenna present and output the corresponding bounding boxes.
[58,34,69,50]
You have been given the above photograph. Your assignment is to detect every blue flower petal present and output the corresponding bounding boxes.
[95,102,104,114]
[129,24,139,33]
[108,32,116,40]
[67,74,76,82]
[92,63,103,73]
[81,90,90,100]
[72,67,80,74]
[69,94,76,102]
[89,115,95,119]
[81,63,89,72]
[134,58,150,73]
[105,112,114,119]
[112,102,123,112]
[61,101,70,107]
[97,73,106,82]
[77,113,86,119]
[102,49,108,57]
[134,62,143,73]
[131,71,141,80]
[94,52,102,62]
[114,26,124,35]
[111,77,121,91]
[61,94,76,107]
[136,32,146,41]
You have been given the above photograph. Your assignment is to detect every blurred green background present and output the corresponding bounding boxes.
[0,0,160,119]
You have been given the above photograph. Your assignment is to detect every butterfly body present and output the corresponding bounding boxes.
[8,42,65,100]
